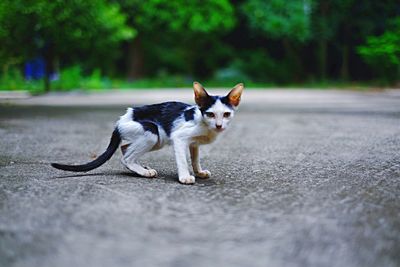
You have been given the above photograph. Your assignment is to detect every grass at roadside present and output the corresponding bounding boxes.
[0,70,386,94]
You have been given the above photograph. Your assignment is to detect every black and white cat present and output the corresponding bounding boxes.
[52,82,244,184]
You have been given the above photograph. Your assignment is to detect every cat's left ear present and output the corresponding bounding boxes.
[227,83,244,107]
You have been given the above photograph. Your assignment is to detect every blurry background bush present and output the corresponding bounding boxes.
[0,0,399,92]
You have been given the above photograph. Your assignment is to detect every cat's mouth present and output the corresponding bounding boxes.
[214,128,225,132]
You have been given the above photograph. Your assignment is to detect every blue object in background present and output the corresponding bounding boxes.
[25,58,45,80]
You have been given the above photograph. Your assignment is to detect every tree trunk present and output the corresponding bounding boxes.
[318,0,329,81]
[283,39,302,82]
[340,21,351,81]
[43,43,55,92]
[318,40,327,80]
[340,44,349,81]
[127,36,144,80]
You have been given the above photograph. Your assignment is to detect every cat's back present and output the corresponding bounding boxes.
[132,101,197,135]
[133,102,191,121]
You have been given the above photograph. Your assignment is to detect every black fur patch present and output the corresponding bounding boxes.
[199,96,218,114]
[184,108,195,121]
[219,96,233,109]
[139,121,159,135]
[199,95,233,114]
[132,102,190,136]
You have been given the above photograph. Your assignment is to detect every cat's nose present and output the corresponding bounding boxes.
[216,124,222,129]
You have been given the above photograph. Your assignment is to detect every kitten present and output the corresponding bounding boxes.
[52,82,244,184]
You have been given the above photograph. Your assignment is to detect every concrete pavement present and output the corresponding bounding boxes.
[0,89,399,267]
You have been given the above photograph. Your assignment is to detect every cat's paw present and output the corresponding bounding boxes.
[179,175,195,185]
[143,167,158,178]
[195,170,211,179]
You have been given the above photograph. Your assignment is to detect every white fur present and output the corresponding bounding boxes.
[202,99,235,132]
[116,99,237,184]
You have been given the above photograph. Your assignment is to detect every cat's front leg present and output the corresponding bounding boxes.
[173,139,195,184]
[189,144,211,179]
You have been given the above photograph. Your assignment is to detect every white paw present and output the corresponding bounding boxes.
[195,170,211,179]
[143,168,158,178]
[179,175,195,184]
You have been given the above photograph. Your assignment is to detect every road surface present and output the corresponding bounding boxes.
[0,89,399,267]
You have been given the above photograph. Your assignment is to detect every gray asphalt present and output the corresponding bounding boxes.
[0,90,400,267]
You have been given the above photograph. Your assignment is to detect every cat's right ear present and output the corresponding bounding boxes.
[193,82,209,107]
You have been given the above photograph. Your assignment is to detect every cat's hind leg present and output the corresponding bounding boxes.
[119,121,159,178]
[122,158,158,177]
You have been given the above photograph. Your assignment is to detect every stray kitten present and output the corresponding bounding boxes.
[52,82,244,184]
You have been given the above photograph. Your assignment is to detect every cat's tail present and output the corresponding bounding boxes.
[51,128,121,172]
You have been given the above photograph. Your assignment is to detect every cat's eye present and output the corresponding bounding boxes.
[205,112,215,118]
[223,112,231,118]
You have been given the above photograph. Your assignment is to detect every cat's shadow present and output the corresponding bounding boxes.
[50,170,217,186]
[51,171,150,180]
[51,171,120,179]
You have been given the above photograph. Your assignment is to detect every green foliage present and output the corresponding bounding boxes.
[52,66,109,91]
[311,0,353,40]
[82,69,106,90]
[242,0,312,42]
[0,0,135,74]
[53,66,82,91]
[358,17,400,82]
[121,0,235,33]
[1,0,400,91]
[116,0,236,80]
[0,68,43,93]
[221,50,291,84]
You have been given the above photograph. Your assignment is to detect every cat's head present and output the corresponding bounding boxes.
[193,82,244,132]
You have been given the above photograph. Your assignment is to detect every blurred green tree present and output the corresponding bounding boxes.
[1,0,400,91]
[311,0,400,81]
[117,0,235,79]
[241,0,313,81]
[358,17,400,83]
[0,0,135,91]
[242,0,312,42]
[311,0,351,80]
